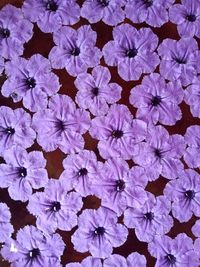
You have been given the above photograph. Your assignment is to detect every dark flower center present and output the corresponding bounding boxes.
[0,28,10,39]
[174,57,187,64]
[154,148,162,158]
[144,212,154,221]
[116,179,125,192]
[94,226,105,236]
[5,127,15,135]
[185,190,195,200]
[18,167,27,178]
[126,48,138,58]
[56,120,65,131]
[98,0,109,7]
[151,96,161,106]
[26,77,36,89]
[144,0,153,7]
[112,130,123,139]
[29,248,40,259]
[71,47,80,56]
[186,14,196,22]
[78,168,88,176]
[166,254,176,264]
[51,201,61,212]
[46,0,58,11]
[91,87,99,96]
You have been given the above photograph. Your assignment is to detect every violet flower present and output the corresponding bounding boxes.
[32,94,90,153]
[22,0,80,33]
[133,125,185,181]
[71,207,128,258]
[103,23,159,81]
[192,220,200,258]
[1,225,65,267]
[129,73,183,126]
[65,256,102,267]
[2,54,60,112]
[164,169,200,223]
[81,0,125,26]
[0,106,36,156]
[0,56,4,74]
[49,25,102,76]
[104,252,146,267]
[0,4,33,59]
[74,66,122,116]
[0,203,14,243]
[184,78,200,118]
[158,37,200,86]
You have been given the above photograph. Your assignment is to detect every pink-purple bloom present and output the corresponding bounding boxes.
[71,207,128,258]
[22,0,80,33]
[0,145,48,202]
[49,25,102,77]
[0,203,14,243]
[2,54,60,112]
[103,23,159,81]
[184,78,200,118]
[74,66,122,116]
[129,73,183,126]
[32,94,90,153]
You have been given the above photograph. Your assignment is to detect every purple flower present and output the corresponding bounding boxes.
[60,150,103,197]
[169,0,200,38]
[164,169,200,223]
[32,94,90,153]
[71,207,128,258]
[81,0,125,26]
[184,78,200,118]
[0,145,48,202]
[1,225,65,267]
[22,0,80,33]
[0,56,4,74]
[104,252,146,267]
[133,125,185,181]
[66,256,102,267]
[0,4,33,59]
[74,66,122,116]
[129,73,183,126]
[92,158,148,216]
[148,234,199,267]
[125,0,174,27]
[184,125,200,168]
[89,104,147,160]
[103,23,159,81]
[49,25,102,77]
[192,220,200,257]
[27,179,82,234]
[0,203,14,242]
[158,37,200,86]
[124,193,173,242]
[2,54,60,112]
[0,106,36,156]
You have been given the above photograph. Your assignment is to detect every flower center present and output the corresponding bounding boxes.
[116,179,125,192]
[166,254,176,264]
[144,0,153,7]
[0,28,10,38]
[185,190,195,200]
[46,0,58,11]
[91,87,99,96]
[78,168,88,176]
[112,130,123,139]
[5,127,15,135]
[26,77,36,89]
[51,201,61,212]
[94,226,105,236]
[126,48,138,58]
[18,167,27,178]
[154,148,162,158]
[174,57,187,64]
[151,96,161,106]
[144,212,154,221]
[98,0,109,7]
[56,120,65,131]
[71,47,80,56]
[29,248,40,259]
[186,14,196,22]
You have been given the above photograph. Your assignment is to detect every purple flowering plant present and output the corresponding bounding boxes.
[0,203,14,243]
[184,78,200,118]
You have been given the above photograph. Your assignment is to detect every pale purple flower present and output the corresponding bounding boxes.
[169,0,200,38]
[81,0,125,26]
[104,252,146,267]
[1,225,65,267]
[92,158,148,216]
[124,193,173,242]
[192,220,200,258]
[133,125,185,181]
[74,66,122,116]
[125,0,174,27]
[148,234,199,267]
[71,207,128,258]
[60,150,103,197]
[66,256,102,267]
[164,169,200,223]
[0,4,33,59]
[0,55,4,74]
[184,125,200,168]
[0,203,14,242]
[49,25,102,77]
[22,0,80,33]
[0,145,48,202]
[0,106,36,156]
[103,23,159,81]
[27,179,83,234]
[158,37,200,86]
[184,78,200,118]
[2,54,60,112]
[89,104,147,160]
[129,73,183,126]
[32,94,90,153]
